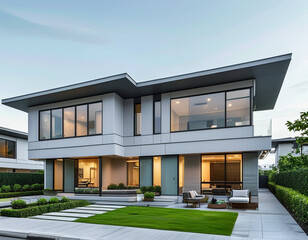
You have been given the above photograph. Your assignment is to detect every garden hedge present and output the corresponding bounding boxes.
[0,190,43,199]
[269,182,308,225]
[275,168,308,196]
[1,200,89,218]
[0,173,43,186]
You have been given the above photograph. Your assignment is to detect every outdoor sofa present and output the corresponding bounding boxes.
[182,191,206,208]
[228,189,251,208]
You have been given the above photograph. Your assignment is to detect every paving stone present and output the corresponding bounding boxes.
[76,207,115,211]
[31,215,78,222]
[88,204,125,209]
[44,212,94,218]
[61,209,106,214]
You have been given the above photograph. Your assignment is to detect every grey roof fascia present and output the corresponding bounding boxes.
[0,126,28,140]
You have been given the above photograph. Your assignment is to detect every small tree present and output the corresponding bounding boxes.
[286,111,308,155]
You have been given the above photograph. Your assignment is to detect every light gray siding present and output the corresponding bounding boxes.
[64,159,75,192]
[184,154,201,194]
[45,160,54,189]
[243,152,258,196]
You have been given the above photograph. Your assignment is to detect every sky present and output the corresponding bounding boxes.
[0,0,307,164]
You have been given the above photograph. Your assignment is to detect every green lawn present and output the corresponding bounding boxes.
[0,197,13,203]
[75,206,238,236]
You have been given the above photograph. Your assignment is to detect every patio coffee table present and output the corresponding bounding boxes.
[207,203,227,209]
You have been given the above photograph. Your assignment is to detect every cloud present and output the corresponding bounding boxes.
[289,80,308,93]
[0,9,108,45]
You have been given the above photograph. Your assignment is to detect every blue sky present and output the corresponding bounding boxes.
[0,1,307,162]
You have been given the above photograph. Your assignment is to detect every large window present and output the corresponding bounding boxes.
[171,88,251,132]
[134,100,141,136]
[88,102,102,135]
[0,139,16,159]
[127,159,139,187]
[201,154,242,194]
[227,89,250,127]
[51,109,62,139]
[39,102,102,140]
[77,159,99,188]
[40,110,51,140]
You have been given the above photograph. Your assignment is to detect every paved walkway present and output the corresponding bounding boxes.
[30,204,125,222]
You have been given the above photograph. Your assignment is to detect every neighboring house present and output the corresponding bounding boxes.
[272,137,308,166]
[258,164,274,171]
[2,54,291,196]
[0,126,43,173]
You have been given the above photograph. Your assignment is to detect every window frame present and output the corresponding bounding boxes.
[0,138,16,159]
[38,101,103,141]
[153,95,162,134]
[170,87,252,133]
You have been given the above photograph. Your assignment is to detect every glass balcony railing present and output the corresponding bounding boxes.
[253,119,272,136]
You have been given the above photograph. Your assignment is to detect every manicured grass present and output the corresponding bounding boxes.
[0,197,13,203]
[75,206,238,236]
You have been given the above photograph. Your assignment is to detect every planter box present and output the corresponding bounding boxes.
[208,203,227,209]
[143,198,154,201]
[43,190,57,196]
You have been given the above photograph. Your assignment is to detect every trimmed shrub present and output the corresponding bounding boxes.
[0,188,2,193]
[146,186,155,192]
[154,185,161,194]
[118,183,125,189]
[276,169,308,196]
[13,184,22,192]
[49,197,59,204]
[274,184,308,224]
[268,182,276,194]
[22,184,30,191]
[2,185,11,193]
[31,183,42,191]
[75,188,99,194]
[0,190,43,199]
[144,192,155,200]
[140,186,147,194]
[60,197,69,203]
[0,173,43,186]
[107,184,118,190]
[37,198,48,206]
[1,200,89,218]
[11,199,27,209]
[268,171,277,183]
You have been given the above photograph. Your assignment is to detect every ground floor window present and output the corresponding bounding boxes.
[77,159,99,188]
[127,159,139,187]
[179,155,185,195]
[201,154,242,194]
[153,156,161,186]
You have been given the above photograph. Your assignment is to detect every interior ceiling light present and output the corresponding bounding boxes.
[228,103,232,107]
[176,101,180,104]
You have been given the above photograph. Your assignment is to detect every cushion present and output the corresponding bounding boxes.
[190,191,196,198]
[193,190,198,196]
[232,190,249,198]
[229,197,249,203]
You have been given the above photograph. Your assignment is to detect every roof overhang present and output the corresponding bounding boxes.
[2,53,291,113]
[0,126,28,139]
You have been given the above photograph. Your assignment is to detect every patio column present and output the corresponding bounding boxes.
[99,156,102,196]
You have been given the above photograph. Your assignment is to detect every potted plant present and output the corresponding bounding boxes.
[143,192,155,201]
[43,188,57,196]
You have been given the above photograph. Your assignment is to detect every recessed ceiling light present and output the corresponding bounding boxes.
[176,101,180,104]
[207,98,211,102]
[228,103,232,107]
[214,107,218,110]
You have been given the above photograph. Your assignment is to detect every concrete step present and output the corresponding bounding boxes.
[30,215,78,222]
[88,204,125,209]
[61,209,106,214]
[75,207,115,211]
[44,212,94,218]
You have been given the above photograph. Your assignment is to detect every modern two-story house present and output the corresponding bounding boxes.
[2,54,291,196]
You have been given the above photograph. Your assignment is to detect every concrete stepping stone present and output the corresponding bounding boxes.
[61,209,106,214]
[76,207,115,211]
[88,205,125,209]
[31,215,78,222]
[44,212,94,218]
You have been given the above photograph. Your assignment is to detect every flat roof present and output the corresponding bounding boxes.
[2,53,291,112]
[0,126,28,140]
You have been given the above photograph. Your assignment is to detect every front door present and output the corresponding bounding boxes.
[161,156,178,195]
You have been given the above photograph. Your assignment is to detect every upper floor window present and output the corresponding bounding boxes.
[226,89,250,127]
[39,101,102,140]
[134,98,141,136]
[0,139,16,159]
[153,95,161,134]
[170,88,251,132]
